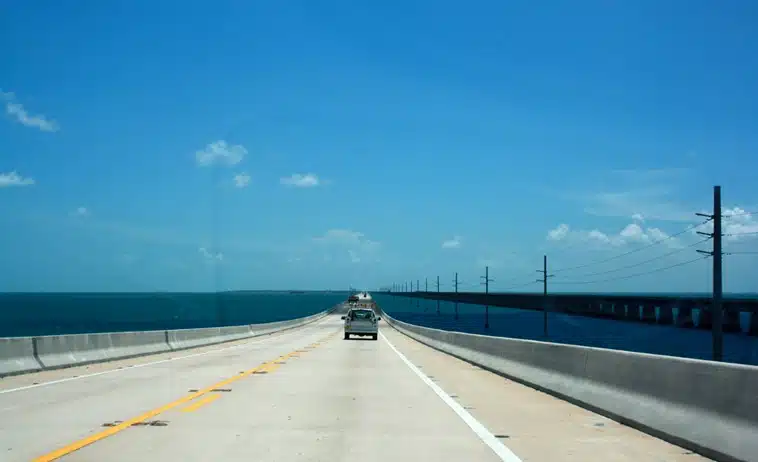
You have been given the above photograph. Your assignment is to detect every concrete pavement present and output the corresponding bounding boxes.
[0,315,713,461]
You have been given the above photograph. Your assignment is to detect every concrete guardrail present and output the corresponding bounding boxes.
[380,310,758,462]
[0,305,338,378]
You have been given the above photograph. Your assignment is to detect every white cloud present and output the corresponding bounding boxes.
[280,173,320,188]
[233,172,251,188]
[0,171,35,187]
[312,229,379,263]
[71,206,90,217]
[547,221,679,248]
[348,249,361,263]
[632,213,645,222]
[195,140,247,167]
[198,247,223,261]
[441,236,462,249]
[1,90,59,132]
[547,224,569,241]
[313,229,379,248]
[693,207,758,243]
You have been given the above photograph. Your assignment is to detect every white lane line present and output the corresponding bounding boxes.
[380,331,523,462]
[0,318,334,395]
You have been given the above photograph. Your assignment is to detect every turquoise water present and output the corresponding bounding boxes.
[0,292,348,337]
[375,294,758,366]
[4,290,757,367]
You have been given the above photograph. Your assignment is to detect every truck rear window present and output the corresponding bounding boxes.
[350,310,374,320]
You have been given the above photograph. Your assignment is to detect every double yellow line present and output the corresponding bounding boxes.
[34,334,335,461]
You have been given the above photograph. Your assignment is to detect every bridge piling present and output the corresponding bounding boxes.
[625,304,640,322]
[612,303,625,319]
[641,304,656,323]
[658,304,674,325]
[723,307,742,333]
[697,302,713,330]
[677,305,695,328]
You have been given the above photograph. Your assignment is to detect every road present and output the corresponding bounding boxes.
[0,314,712,461]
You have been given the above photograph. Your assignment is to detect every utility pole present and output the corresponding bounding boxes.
[453,272,459,320]
[415,279,420,308]
[480,266,494,329]
[696,185,723,362]
[416,279,420,292]
[536,255,554,338]
[425,277,428,293]
[436,275,440,314]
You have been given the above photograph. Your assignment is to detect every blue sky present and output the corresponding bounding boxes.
[1,1,757,293]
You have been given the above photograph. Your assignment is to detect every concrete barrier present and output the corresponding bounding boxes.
[0,337,42,376]
[36,330,170,369]
[167,325,252,351]
[381,311,758,462]
[1,305,338,377]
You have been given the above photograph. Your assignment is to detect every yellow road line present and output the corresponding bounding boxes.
[259,362,281,373]
[33,336,336,461]
[34,358,279,462]
[180,393,221,413]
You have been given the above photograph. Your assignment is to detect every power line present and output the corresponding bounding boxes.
[551,219,712,274]
[435,275,441,314]
[480,266,494,329]
[457,280,481,290]
[452,272,460,320]
[695,186,724,362]
[559,238,710,279]
[490,272,541,287]
[551,255,710,285]
[536,255,554,337]
[498,280,539,291]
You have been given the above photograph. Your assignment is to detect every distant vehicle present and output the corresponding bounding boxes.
[341,308,380,340]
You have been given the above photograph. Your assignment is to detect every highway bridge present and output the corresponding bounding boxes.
[0,299,755,461]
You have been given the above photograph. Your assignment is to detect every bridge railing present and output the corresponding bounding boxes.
[0,304,340,378]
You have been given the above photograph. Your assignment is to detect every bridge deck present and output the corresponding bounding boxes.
[0,315,711,461]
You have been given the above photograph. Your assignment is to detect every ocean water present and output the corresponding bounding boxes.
[374,294,758,367]
[4,291,757,367]
[0,292,348,337]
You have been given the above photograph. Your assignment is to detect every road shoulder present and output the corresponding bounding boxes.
[380,322,712,462]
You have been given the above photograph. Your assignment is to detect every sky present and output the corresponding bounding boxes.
[1,1,757,293]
